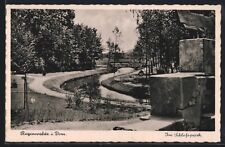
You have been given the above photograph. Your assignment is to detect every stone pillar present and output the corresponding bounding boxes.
[179,38,215,75]
[150,72,203,116]
[150,73,215,121]
[149,38,215,129]
[182,76,215,127]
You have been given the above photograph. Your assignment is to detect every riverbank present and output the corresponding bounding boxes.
[101,71,149,100]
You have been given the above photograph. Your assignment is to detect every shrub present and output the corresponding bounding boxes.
[65,89,83,109]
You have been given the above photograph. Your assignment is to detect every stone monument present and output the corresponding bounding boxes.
[149,11,215,128]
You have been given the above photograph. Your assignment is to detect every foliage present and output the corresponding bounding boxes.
[65,89,83,109]
[132,10,192,73]
[75,25,103,70]
[11,9,103,73]
[132,10,215,73]
[106,38,122,63]
[106,27,123,71]
[79,74,101,113]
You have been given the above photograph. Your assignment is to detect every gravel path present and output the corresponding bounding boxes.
[99,68,137,102]
[27,68,140,105]
[14,118,141,130]
[14,116,180,130]
[28,68,106,99]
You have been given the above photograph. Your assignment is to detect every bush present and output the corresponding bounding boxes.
[65,89,83,109]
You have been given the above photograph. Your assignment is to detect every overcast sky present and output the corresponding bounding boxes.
[74,10,138,53]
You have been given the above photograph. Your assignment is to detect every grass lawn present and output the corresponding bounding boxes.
[11,75,146,128]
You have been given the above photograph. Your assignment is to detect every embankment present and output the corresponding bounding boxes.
[101,76,148,99]
[43,68,107,94]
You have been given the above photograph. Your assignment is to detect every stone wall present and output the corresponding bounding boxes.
[149,37,215,130]
[182,76,215,126]
[150,72,202,116]
[179,38,215,75]
[150,73,215,119]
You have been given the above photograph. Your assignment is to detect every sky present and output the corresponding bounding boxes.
[74,10,139,53]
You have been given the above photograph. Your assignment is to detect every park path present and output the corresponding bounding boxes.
[14,116,180,130]
[28,72,74,99]
[27,67,139,104]
[28,68,106,99]
[99,68,137,102]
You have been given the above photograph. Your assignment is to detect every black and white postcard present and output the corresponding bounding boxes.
[5,4,221,142]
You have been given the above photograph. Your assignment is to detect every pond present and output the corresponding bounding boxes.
[61,68,137,102]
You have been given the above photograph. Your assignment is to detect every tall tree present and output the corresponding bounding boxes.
[11,9,76,72]
[106,26,122,72]
[77,25,103,70]
[11,9,103,73]
[133,10,191,74]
